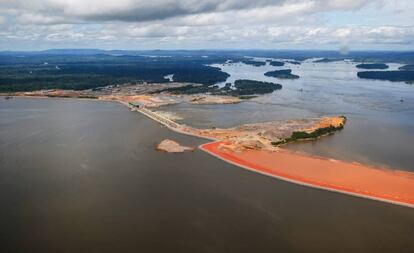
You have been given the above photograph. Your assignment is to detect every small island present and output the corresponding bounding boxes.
[156,139,194,153]
[357,71,414,83]
[264,69,300,79]
[269,60,285,67]
[232,80,282,95]
[356,63,389,69]
[241,60,266,67]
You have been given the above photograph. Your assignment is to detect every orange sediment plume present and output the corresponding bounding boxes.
[201,141,414,208]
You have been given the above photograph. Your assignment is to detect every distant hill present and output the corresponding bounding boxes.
[1,49,413,64]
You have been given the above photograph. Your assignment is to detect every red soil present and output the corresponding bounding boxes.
[201,141,414,208]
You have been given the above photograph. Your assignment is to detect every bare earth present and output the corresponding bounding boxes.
[5,84,241,108]
[188,95,241,105]
[156,139,194,153]
[180,116,346,152]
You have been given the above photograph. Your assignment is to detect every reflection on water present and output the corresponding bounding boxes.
[165,60,414,171]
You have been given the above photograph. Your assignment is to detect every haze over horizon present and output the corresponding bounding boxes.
[0,0,413,51]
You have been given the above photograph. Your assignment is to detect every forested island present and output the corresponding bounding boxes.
[313,58,343,63]
[357,71,414,83]
[232,80,282,95]
[241,60,266,67]
[157,79,282,96]
[356,63,389,69]
[264,69,300,79]
[269,60,285,66]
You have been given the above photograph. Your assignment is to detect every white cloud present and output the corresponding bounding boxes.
[0,0,412,50]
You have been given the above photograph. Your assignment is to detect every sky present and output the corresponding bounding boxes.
[0,0,413,51]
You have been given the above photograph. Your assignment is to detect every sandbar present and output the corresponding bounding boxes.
[201,141,414,208]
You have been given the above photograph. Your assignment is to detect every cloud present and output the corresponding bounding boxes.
[1,0,375,23]
[0,0,412,50]
[1,0,285,22]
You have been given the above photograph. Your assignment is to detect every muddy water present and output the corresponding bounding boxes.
[164,60,414,171]
[1,98,414,252]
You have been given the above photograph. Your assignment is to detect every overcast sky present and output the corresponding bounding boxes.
[0,0,413,51]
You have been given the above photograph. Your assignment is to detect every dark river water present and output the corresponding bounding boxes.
[164,60,414,171]
[1,98,414,253]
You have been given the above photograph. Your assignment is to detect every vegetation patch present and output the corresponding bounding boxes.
[239,95,258,100]
[233,80,282,95]
[241,60,266,67]
[356,63,389,69]
[357,71,414,83]
[268,60,285,67]
[272,117,346,146]
[264,69,299,79]
[0,54,230,92]
[313,58,343,63]
[157,79,282,96]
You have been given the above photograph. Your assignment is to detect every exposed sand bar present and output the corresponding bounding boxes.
[201,141,414,208]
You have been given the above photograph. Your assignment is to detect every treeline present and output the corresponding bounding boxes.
[272,117,346,146]
[0,54,231,92]
[264,69,300,79]
[233,80,282,95]
[313,58,344,63]
[157,79,282,96]
[268,60,285,66]
[357,71,414,83]
[241,60,266,67]
[356,63,389,69]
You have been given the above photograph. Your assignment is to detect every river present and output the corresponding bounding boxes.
[163,59,414,171]
[1,97,414,252]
